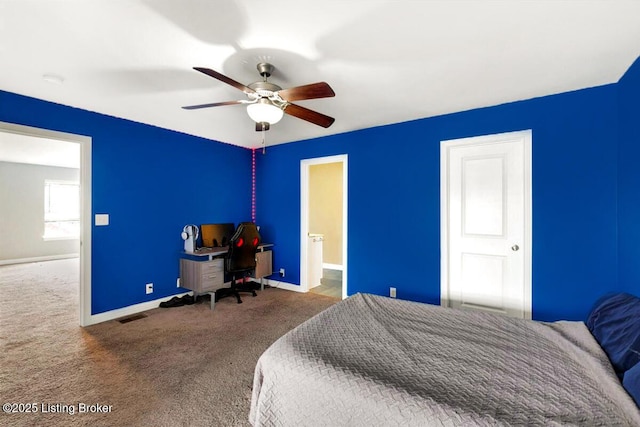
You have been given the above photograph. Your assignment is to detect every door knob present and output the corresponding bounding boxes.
[511,244,520,251]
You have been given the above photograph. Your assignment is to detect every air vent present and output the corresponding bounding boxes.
[118,313,147,324]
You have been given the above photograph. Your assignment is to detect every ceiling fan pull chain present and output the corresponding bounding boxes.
[262,128,266,154]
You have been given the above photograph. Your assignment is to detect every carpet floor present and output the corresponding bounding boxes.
[0,259,339,426]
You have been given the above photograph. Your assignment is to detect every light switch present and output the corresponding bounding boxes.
[95,214,109,226]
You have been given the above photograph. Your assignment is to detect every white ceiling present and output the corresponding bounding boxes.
[1,1,639,150]
[0,132,79,168]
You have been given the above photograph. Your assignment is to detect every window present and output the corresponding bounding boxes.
[44,180,80,239]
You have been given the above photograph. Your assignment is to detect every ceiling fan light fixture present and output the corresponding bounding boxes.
[246,98,283,124]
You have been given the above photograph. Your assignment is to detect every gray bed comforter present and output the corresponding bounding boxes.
[250,293,640,426]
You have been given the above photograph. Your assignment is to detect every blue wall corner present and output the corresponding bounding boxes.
[0,90,252,314]
[618,56,640,293]
[3,52,638,321]
[257,84,620,321]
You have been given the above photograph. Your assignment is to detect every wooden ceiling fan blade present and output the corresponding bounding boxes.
[277,82,335,102]
[182,100,246,110]
[193,67,255,94]
[284,104,335,128]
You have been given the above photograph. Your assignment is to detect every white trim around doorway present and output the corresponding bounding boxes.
[440,129,532,319]
[300,154,348,299]
[0,121,93,326]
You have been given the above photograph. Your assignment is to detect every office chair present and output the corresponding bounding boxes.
[219,222,261,304]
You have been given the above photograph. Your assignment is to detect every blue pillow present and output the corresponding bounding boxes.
[623,362,640,407]
[586,293,640,377]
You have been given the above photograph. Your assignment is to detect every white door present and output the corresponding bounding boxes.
[441,130,531,319]
[308,234,324,289]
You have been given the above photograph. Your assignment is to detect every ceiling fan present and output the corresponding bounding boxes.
[183,63,336,132]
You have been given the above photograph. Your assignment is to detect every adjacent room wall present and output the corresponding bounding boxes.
[257,83,619,322]
[0,90,251,315]
[0,161,79,262]
[309,162,343,266]
[618,56,640,292]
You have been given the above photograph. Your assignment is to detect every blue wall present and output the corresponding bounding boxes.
[3,57,637,321]
[618,57,640,293]
[257,84,620,321]
[0,90,251,314]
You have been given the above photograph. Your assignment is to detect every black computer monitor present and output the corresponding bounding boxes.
[201,223,235,247]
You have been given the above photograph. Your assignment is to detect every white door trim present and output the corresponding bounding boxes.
[300,154,348,299]
[0,121,93,326]
[440,130,532,319]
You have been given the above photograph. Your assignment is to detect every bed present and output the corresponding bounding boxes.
[250,293,640,426]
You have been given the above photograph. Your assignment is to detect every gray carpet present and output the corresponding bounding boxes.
[0,259,339,427]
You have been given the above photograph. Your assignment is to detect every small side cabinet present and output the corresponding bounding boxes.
[252,250,273,279]
[180,258,225,293]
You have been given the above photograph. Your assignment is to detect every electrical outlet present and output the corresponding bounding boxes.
[390,287,396,298]
[176,278,181,288]
[146,283,153,294]
[279,268,285,277]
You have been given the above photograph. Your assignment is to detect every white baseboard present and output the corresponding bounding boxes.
[259,278,305,293]
[322,263,343,270]
[0,253,79,266]
[85,292,192,326]
[86,279,306,326]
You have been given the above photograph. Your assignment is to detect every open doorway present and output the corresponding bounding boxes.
[300,154,348,299]
[0,121,91,326]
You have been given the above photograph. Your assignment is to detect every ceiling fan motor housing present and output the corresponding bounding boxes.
[248,81,282,97]
[256,62,274,78]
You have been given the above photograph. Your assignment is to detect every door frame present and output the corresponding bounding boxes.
[440,130,532,318]
[0,121,92,326]
[300,154,348,299]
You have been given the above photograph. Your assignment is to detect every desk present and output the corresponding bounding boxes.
[189,246,229,260]
[180,244,273,309]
